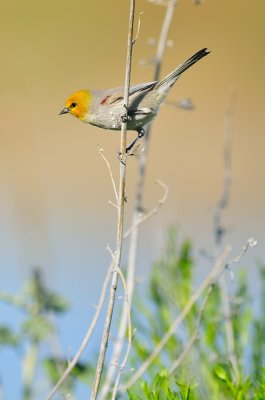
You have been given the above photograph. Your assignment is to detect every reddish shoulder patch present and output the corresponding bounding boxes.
[101,95,110,105]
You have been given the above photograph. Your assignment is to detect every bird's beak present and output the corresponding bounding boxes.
[59,107,69,115]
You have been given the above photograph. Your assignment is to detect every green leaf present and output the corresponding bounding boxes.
[0,326,18,347]
[22,316,53,341]
[214,364,230,382]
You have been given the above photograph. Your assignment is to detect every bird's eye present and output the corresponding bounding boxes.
[71,102,77,108]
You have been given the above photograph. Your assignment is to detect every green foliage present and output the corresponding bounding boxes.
[251,265,265,380]
[128,230,265,400]
[25,269,69,314]
[0,268,69,398]
[0,234,265,399]
[132,229,196,373]
[0,326,18,347]
[128,370,194,400]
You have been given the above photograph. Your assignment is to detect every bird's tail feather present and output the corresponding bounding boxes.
[156,48,210,90]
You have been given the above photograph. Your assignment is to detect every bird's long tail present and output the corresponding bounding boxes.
[155,48,210,90]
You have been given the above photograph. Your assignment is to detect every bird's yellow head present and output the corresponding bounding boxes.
[59,90,91,121]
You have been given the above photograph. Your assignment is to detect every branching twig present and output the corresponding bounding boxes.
[132,12,144,45]
[121,239,256,391]
[99,148,118,204]
[90,2,135,399]
[45,262,113,400]
[99,2,177,397]
[123,179,168,239]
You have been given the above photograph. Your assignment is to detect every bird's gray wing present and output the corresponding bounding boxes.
[97,81,157,106]
[129,81,157,95]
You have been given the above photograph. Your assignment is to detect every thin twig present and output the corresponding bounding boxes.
[132,12,144,45]
[123,179,168,239]
[99,148,118,204]
[45,262,113,400]
[121,239,256,391]
[99,2,177,398]
[90,2,135,399]
[213,87,240,382]
[111,267,132,400]
[169,285,214,374]
[213,87,236,246]
[149,0,171,7]
[153,0,178,80]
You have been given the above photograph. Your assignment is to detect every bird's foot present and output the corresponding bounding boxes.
[121,114,132,123]
[121,105,133,123]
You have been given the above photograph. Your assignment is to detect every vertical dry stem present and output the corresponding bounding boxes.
[213,87,239,382]
[100,1,177,397]
[45,261,113,400]
[90,1,135,399]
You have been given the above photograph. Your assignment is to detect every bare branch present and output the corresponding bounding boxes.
[45,262,113,400]
[132,12,144,45]
[106,244,115,261]
[111,267,132,400]
[213,87,236,247]
[108,200,118,209]
[148,0,171,6]
[123,179,168,239]
[212,87,240,382]
[90,2,136,399]
[99,148,118,204]
[99,2,177,397]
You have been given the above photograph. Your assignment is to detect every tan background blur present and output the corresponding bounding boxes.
[1,0,265,288]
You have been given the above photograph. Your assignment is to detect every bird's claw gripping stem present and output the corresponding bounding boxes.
[121,114,132,123]
[121,104,134,123]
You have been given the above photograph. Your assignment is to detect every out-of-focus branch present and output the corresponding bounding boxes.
[213,87,240,382]
[169,285,213,375]
[45,261,113,400]
[111,267,132,400]
[90,2,135,399]
[123,179,168,239]
[213,87,235,247]
[121,238,256,391]
[122,246,231,391]
[100,1,177,397]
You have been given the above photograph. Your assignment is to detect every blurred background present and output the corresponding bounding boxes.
[0,0,265,397]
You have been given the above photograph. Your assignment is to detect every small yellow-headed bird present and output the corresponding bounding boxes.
[60,48,209,152]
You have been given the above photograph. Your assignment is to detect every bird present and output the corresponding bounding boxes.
[59,48,210,153]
